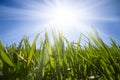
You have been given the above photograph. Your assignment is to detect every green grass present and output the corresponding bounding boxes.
[0,31,120,80]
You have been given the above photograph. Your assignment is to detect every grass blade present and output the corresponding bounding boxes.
[27,34,39,66]
[0,50,14,67]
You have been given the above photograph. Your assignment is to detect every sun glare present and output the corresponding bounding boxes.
[50,5,78,27]
[39,1,83,30]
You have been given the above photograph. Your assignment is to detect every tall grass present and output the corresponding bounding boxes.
[0,31,120,80]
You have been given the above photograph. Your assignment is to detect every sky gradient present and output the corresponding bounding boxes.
[0,0,120,45]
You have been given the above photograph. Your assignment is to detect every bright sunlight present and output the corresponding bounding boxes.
[48,4,78,27]
[38,0,93,31]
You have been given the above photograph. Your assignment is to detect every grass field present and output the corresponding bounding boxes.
[0,31,120,80]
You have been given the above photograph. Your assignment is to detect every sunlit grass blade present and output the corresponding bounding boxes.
[0,50,14,67]
[27,34,39,66]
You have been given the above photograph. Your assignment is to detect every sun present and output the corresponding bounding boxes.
[41,2,80,29]
[50,5,78,27]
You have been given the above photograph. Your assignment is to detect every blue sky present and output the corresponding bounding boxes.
[0,0,120,45]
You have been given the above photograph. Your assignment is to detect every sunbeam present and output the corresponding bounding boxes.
[0,0,120,45]
[0,0,119,29]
